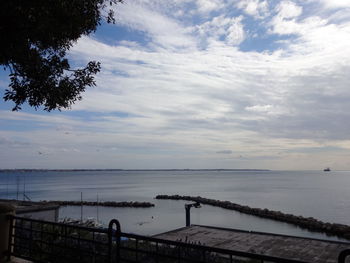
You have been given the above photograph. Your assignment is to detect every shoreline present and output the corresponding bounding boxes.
[155,194,350,240]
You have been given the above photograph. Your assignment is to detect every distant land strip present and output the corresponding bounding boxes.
[0,168,270,172]
[156,194,350,240]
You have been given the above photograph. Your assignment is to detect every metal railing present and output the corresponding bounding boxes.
[8,215,110,263]
[7,215,350,263]
[338,249,350,263]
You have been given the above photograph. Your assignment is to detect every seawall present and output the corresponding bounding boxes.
[0,199,155,208]
[45,200,155,208]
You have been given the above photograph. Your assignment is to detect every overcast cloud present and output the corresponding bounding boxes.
[1,0,350,170]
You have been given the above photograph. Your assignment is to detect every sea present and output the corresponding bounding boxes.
[1,169,350,241]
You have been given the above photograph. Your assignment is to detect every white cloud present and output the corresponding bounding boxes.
[268,0,332,38]
[70,24,350,146]
[113,1,196,50]
[226,17,246,45]
[236,0,269,19]
[269,1,306,35]
[316,0,350,9]
[246,104,272,113]
[270,15,327,36]
[275,1,303,19]
[196,0,225,13]
[195,15,245,46]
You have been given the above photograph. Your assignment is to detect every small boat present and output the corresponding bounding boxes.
[323,167,331,172]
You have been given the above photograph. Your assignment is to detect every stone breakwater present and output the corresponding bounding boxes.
[0,199,155,208]
[155,194,350,239]
[42,200,155,208]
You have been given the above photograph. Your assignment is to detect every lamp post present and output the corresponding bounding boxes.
[185,202,201,227]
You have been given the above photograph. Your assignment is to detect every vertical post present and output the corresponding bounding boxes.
[80,192,83,222]
[136,239,138,262]
[116,221,121,263]
[108,219,121,263]
[6,174,9,199]
[6,215,14,262]
[16,175,19,200]
[54,207,59,222]
[96,194,99,223]
[108,223,112,263]
[40,221,43,261]
[0,203,15,263]
[22,174,25,201]
[29,221,33,259]
[185,204,191,227]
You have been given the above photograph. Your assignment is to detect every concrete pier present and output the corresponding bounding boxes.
[154,225,350,263]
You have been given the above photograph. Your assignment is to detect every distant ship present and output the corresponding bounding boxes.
[323,167,331,172]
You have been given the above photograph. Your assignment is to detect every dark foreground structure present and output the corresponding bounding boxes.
[2,204,350,263]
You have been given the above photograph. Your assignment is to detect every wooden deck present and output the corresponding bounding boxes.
[154,225,350,263]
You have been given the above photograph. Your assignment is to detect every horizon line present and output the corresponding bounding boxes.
[0,168,271,172]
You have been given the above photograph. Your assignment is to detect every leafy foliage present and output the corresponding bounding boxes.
[0,0,122,111]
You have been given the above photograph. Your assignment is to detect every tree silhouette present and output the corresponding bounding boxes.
[0,0,122,111]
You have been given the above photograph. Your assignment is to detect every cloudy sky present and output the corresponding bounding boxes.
[1,0,350,170]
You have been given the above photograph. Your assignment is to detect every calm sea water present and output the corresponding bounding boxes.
[1,170,350,241]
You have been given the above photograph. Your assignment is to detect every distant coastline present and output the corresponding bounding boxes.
[0,168,270,172]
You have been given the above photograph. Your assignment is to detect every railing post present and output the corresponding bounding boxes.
[108,219,121,263]
[0,203,15,263]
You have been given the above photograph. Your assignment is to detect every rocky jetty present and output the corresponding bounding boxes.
[46,200,155,208]
[156,194,350,240]
[0,198,155,208]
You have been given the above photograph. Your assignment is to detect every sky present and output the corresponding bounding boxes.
[1,0,350,170]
